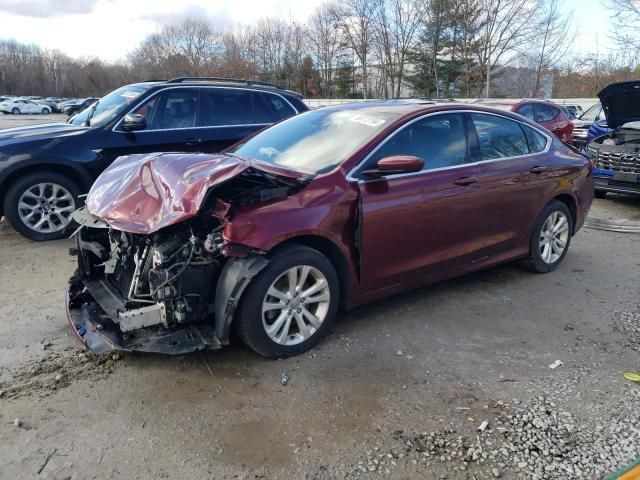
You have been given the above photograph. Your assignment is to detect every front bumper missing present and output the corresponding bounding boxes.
[66,289,222,355]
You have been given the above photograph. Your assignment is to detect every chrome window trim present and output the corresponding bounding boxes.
[112,85,299,133]
[346,109,552,182]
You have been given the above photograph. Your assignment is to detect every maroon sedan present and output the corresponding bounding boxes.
[478,99,574,145]
[67,101,594,358]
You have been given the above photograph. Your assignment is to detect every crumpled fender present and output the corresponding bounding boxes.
[214,254,269,344]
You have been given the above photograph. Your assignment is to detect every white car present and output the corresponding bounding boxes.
[0,99,52,115]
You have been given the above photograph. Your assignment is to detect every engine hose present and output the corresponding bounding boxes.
[150,240,196,297]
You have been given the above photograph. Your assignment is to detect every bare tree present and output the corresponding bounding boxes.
[332,0,382,99]
[374,0,427,98]
[529,0,575,96]
[603,0,640,50]
[477,0,540,97]
[307,2,344,97]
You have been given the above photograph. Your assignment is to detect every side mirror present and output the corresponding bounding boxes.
[362,155,425,177]
[121,114,147,132]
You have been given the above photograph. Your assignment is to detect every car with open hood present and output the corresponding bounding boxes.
[67,100,594,358]
[586,81,640,198]
[0,77,307,241]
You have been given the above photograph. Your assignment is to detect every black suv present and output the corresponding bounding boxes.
[0,77,307,240]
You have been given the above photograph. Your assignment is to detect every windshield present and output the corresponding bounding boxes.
[579,103,603,122]
[69,84,152,127]
[230,109,397,174]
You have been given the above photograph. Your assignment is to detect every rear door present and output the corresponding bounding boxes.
[197,88,277,153]
[467,112,554,251]
[533,103,567,139]
[355,112,495,293]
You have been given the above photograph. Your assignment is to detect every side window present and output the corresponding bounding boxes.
[470,113,529,160]
[515,103,535,121]
[522,125,548,153]
[131,89,198,130]
[367,113,467,171]
[252,92,277,124]
[200,88,253,126]
[261,93,296,121]
[534,104,559,122]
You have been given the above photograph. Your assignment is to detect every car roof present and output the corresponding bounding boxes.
[312,99,539,122]
[140,77,304,99]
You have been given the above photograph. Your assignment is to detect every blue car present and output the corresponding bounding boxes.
[586,119,613,144]
[586,81,640,198]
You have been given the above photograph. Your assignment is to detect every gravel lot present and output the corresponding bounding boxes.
[0,115,639,479]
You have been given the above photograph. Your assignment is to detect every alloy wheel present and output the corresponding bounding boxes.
[539,211,569,264]
[17,183,76,234]
[261,265,331,346]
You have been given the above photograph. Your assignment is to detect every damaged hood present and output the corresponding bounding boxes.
[86,152,305,234]
[598,81,640,129]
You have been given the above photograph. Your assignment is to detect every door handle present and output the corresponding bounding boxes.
[186,138,202,147]
[529,166,548,174]
[453,176,478,186]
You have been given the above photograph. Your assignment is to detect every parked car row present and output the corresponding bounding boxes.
[0,94,99,115]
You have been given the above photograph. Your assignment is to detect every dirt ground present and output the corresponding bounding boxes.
[0,114,639,479]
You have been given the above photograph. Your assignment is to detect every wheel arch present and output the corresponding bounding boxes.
[277,235,350,310]
[0,161,92,214]
[552,193,578,234]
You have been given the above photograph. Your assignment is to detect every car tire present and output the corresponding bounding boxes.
[521,200,573,273]
[234,244,339,358]
[11,107,20,115]
[4,172,81,241]
[594,189,607,199]
[41,108,49,115]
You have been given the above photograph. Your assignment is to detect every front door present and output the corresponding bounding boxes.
[354,112,493,293]
[100,87,203,165]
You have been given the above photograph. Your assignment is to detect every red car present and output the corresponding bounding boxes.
[67,101,594,358]
[478,99,574,144]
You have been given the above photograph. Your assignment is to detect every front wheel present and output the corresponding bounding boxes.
[11,107,20,115]
[234,244,339,358]
[3,172,80,241]
[41,108,49,114]
[521,200,573,273]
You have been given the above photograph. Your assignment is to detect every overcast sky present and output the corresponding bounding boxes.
[0,0,617,62]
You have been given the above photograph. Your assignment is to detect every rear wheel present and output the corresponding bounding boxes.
[4,172,80,241]
[11,107,19,115]
[521,200,573,273]
[41,108,49,114]
[234,244,339,358]
[594,189,607,199]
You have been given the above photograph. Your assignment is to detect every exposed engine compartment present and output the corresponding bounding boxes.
[67,163,308,355]
[588,129,640,175]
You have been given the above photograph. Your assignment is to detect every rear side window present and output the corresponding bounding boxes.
[515,103,535,121]
[522,125,548,153]
[470,113,529,160]
[534,104,560,122]
[200,88,253,126]
[262,93,296,121]
[367,113,467,171]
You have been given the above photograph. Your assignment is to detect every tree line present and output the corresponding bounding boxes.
[0,0,639,100]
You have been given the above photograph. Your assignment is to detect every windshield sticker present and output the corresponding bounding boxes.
[121,91,142,100]
[349,114,386,128]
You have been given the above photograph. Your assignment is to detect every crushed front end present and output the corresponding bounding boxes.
[65,152,308,355]
[67,208,225,354]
